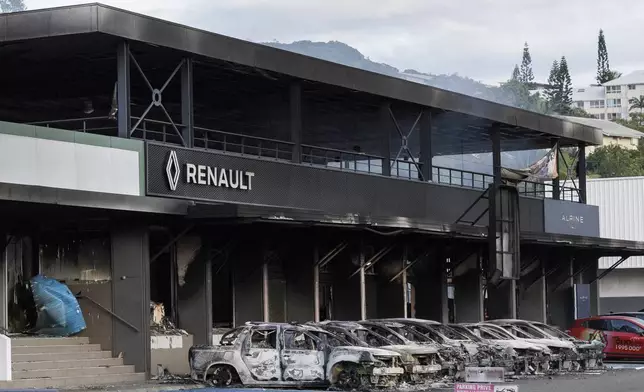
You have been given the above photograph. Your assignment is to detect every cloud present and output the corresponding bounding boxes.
[24,0,644,86]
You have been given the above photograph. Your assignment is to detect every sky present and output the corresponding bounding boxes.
[23,0,644,87]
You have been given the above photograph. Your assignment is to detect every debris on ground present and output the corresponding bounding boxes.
[150,301,188,336]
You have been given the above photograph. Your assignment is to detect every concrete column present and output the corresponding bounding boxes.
[488,280,517,320]
[518,262,547,322]
[313,247,320,322]
[552,142,560,200]
[454,270,484,323]
[0,235,7,330]
[546,255,575,329]
[262,260,269,322]
[111,225,150,375]
[413,253,449,322]
[177,236,213,345]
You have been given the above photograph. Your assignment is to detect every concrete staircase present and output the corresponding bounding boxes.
[0,337,146,389]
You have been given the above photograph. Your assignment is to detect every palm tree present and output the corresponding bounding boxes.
[629,96,644,126]
[630,95,644,112]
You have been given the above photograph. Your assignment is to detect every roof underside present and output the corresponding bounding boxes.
[0,3,602,154]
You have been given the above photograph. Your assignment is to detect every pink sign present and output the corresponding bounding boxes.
[455,383,494,392]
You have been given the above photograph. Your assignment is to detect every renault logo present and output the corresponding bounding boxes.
[165,150,180,191]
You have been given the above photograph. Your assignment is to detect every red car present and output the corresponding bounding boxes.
[570,316,644,359]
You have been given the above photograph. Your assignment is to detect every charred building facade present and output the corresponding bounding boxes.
[1,3,644,378]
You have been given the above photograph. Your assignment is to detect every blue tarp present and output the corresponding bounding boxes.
[30,275,86,336]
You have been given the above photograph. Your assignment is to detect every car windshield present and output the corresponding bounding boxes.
[388,324,435,343]
[353,328,399,347]
[533,323,572,339]
[219,327,244,346]
[448,325,482,342]
[616,314,644,321]
[427,323,471,340]
[479,326,515,340]
[308,330,352,347]
[504,325,542,339]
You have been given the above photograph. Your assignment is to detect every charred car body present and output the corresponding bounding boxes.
[462,323,551,374]
[487,320,578,372]
[383,318,498,370]
[316,320,444,383]
[529,321,605,370]
[189,322,404,388]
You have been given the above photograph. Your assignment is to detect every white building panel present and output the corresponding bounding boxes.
[586,177,644,269]
[0,133,141,196]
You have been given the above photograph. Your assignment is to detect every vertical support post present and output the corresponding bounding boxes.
[359,249,367,320]
[510,279,518,319]
[578,143,587,203]
[262,260,269,322]
[402,245,409,318]
[419,109,433,181]
[552,141,560,200]
[313,246,320,323]
[488,124,502,278]
[380,102,392,176]
[540,261,547,322]
[0,235,7,331]
[181,58,194,148]
[290,82,303,163]
[116,41,131,139]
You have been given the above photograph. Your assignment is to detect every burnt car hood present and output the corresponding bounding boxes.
[488,339,544,351]
[381,344,439,355]
[334,345,401,357]
[523,338,575,349]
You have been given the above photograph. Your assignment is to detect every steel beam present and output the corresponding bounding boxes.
[348,244,395,278]
[318,242,348,269]
[488,124,501,278]
[380,103,392,176]
[578,143,587,203]
[402,245,409,318]
[590,256,629,284]
[313,246,320,323]
[262,259,269,322]
[150,225,194,264]
[390,249,431,283]
[419,109,433,181]
[181,57,195,148]
[552,141,560,200]
[359,250,367,320]
[116,41,131,139]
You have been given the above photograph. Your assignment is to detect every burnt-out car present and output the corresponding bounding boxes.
[189,322,404,388]
[317,320,443,383]
[529,321,605,370]
[462,323,551,374]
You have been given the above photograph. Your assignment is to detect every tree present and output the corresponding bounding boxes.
[630,95,644,113]
[511,65,520,81]
[596,29,621,83]
[568,107,594,118]
[545,60,560,110]
[519,42,535,86]
[587,145,644,178]
[558,56,573,113]
[0,0,25,12]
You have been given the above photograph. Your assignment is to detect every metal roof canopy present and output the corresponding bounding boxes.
[188,203,644,257]
[0,3,602,155]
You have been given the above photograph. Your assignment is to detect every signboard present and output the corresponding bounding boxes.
[574,283,592,319]
[543,199,600,237]
[465,367,505,383]
[455,384,518,392]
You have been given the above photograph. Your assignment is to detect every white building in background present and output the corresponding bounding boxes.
[587,177,644,313]
[573,71,644,120]
[557,116,643,154]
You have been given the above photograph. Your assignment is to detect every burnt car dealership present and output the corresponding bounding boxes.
[2,3,644,384]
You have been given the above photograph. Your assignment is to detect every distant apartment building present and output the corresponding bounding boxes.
[558,115,643,154]
[573,70,644,120]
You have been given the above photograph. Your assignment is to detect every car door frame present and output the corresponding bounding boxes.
[280,327,326,383]
[240,325,282,381]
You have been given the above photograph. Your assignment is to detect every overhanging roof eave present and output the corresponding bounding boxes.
[0,3,603,146]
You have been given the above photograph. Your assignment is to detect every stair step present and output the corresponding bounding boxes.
[0,372,145,389]
[12,357,124,371]
[14,365,135,379]
[13,350,113,362]
[13,344,101,354]
[11,337,90,346]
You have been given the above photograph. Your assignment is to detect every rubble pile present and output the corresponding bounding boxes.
[150,302,188,336]
[186,318,606,389]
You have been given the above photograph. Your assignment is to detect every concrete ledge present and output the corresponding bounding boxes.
[151,335,193,375]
